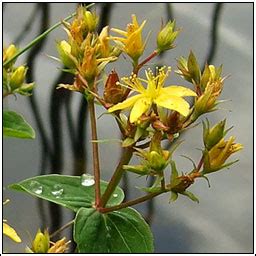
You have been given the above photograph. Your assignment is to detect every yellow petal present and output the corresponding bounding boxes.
[161,86,197,97]
[111,28,128,37]
[154,94,190,116]
[108,94,142,112]
[3,223,21,243]
[130,97,151,123]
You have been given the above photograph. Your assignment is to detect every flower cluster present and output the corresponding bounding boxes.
[3,44,35,97]
[55,6,242,203]
[57,6,120,92]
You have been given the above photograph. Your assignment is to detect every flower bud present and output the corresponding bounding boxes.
[9,66,27,90]
[4,44,17,63]
[187,51,201,84]
[176,51,201,85]
[148,151,167,172]
[83,10,98,32]
[57,40,77,69]
[203,119,226,150]
[203,136,243,173]
[31,229,50,253]
[157,20,180,53]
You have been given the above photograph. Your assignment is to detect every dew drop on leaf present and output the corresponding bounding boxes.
[29,180,43,195]
[51,184,64,197]
[80,174,95,187]
[112,193,118,198]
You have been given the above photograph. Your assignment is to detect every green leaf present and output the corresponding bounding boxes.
[74,207,154,253]
[3,111,35,139]
[122,137,135,147]
[169,191,178,202]
[9,175,124,212]
[181,190,199,203]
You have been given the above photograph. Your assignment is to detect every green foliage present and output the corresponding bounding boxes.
[3,110,35,139]
[74,207,154,253]
[9,175,124,212]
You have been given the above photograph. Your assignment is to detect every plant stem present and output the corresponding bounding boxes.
[122,50,159,100]
[49,220,74,238]
[196,154,204,171]
[88,98,101,208]
[134,50,158,75]
[100,189,166,214]
[3,3,95,67]
[100,147,133,207]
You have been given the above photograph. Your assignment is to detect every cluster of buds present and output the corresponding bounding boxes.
[177,52,225,123]
[3,44,34,97]
[202,119,243,174]
[25,229,70,253]
[57,6,120,92]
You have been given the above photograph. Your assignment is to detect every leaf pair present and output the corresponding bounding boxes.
[9,175,154,253]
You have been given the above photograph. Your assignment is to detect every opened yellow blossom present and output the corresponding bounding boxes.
[108,67,197,123]
[111,14,146,61]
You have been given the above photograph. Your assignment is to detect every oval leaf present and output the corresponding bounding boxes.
[9,174,124,211]
[3,110,35,139]
[74,207,154,253]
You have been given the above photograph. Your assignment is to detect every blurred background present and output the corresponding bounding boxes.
[3,2,253,253]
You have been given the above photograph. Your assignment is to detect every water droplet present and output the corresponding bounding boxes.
[51,184,64,197]
[112,193,118,198]
[81,174,95,187]
[29,181,43,195]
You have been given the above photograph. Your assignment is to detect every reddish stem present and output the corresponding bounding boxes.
[88,99,101,207]
[134,50,158,75]
[99,189,165,214]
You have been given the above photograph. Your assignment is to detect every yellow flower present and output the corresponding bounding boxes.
[111,14,146,61]
[108,67,197,123]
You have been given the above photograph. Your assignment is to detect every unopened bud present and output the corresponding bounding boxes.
[157,20,180,53]
[10,66,27,90]
[148,151,167,172]
[31,229,50,253]
[57,40,77,68]
[84,10,98,32]
[4,44,17,63]
[203,119,226,150]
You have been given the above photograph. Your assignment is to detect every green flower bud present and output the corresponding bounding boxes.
[31,229,50,253]
[187,51,201,84]
[83,10,99,32]
[148,151,167,171]
[157,20,180,53]
[203,119,226,150]
[9,66,27,90]
[57,40,77,68]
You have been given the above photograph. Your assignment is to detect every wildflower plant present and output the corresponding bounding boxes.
[4,5,243,253]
